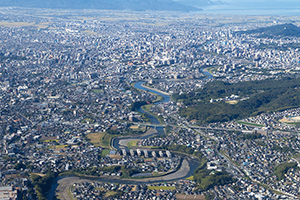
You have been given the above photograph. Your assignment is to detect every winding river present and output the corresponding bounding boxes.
[110,81,200,182]
[112,81,167,149]
[109,73,215,182]
[134,81,170,135]
[49,76,218,199]
[113,67,213,150]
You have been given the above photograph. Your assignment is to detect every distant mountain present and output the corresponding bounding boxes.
[175,0,224,8]
[0,0,200,11]
[237,23,300,38]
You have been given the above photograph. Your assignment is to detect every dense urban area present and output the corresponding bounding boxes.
[0,7,300,200]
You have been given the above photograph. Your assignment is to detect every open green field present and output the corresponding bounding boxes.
[0,21,51,29]
[101,149,110,156]
[0,21,35,27]
[127,140,139,148]
[105,191,117,197]
[86,132,114,148]
[236,121,264,127]
[186,176,194,180]
[81,118,94,124]
[143,104,153,112]
[149,92,164,103]
[147,186,176,191]
[286,122,300,127]
[43,139,59,143]
[48,144,68,151]
[130,125,139,129]
[142,104,164,124]
[130,82,136,87]
[67,189,76,200]
[141,146,159,149]
[90,89,103,93]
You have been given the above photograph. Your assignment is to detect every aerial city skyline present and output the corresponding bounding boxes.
[0,1,299,200]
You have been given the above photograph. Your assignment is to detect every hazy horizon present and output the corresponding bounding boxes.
[0,0,299,15]
[199,0,300,15]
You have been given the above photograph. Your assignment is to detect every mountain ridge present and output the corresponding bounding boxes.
[237,23,300,38]
[176,0,224,8]
[0,0,200,11]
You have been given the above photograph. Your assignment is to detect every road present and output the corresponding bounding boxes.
[189,123,299,199]
[132,122,240,132]
[134,80,298,198]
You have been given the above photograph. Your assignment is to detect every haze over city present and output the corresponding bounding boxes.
[0,1,299,200]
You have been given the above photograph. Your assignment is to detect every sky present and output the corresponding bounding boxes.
[223,0,298,2]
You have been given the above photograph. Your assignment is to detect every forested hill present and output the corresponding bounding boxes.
[236,23,300,38]
[0,0,199,11]
[173,78,300,124]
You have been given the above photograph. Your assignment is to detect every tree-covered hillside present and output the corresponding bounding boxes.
[237,23,300,38]
[173,78,300,124]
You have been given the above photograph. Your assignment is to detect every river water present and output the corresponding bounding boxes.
[48,77,218,199]
[134,82,170,104]
[109,81,202,183]
[134,81,169,133]
[113,70,213,149]
[112,81,169,149]
[201,68,214,80]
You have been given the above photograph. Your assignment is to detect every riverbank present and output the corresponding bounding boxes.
[111,128,158,150]
[49,81,201,199]
[140,83,171,96]
[141,104,164,124]
[48,151,201,200]
[51,157,198,200]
